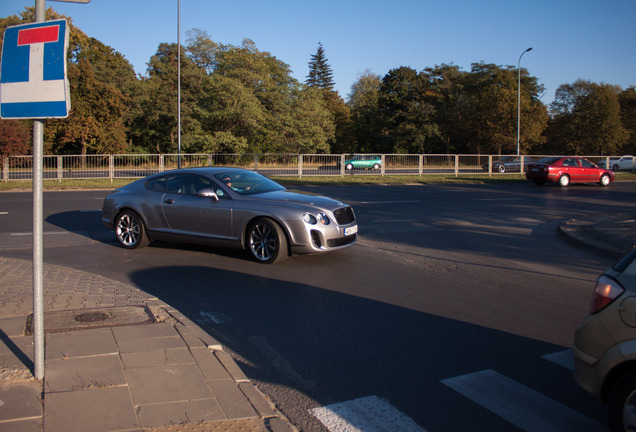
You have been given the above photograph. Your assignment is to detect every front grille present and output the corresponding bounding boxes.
[334,207,355,225]
[328,234,356,247]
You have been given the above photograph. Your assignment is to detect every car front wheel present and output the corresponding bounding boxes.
[247,218,288,264]
[558,174,570,187]
[346,163,353,170]
[498,165,506,173]
[608,370,636,432]
[115,210,149,249]
[599,174,611,186]
[373,163,380,170]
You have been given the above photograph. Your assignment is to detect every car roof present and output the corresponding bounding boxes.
[149,167,248,178]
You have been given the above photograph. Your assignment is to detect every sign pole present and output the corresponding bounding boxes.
[32,0,46,381]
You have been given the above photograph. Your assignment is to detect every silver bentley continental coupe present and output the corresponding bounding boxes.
[101,168,358,263]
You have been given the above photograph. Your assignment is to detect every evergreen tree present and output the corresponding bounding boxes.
[306,43,335,90]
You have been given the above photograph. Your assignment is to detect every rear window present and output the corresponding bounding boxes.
[538,157,560,164]
[146,176,166,192]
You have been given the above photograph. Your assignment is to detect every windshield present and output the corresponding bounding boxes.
[214,171,285,196]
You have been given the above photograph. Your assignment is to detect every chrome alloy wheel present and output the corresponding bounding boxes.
[248,218,287,264]
[115,211,148,249]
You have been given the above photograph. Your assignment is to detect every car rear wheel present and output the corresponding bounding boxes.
[608,370,636,432]
[346,163,353,170]
[558,174,570,187]
[600,174,611,187]
[247,218,288,264]
[115,210,149,249]
[498,165,506,173]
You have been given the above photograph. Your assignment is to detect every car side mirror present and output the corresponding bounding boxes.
[197,188,219,201]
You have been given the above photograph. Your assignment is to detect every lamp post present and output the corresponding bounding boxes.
[177,0,181,168]
[517,47,532,155]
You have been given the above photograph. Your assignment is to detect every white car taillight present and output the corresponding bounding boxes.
[591,275,625,313]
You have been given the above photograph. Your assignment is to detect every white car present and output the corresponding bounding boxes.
[598,155,635,171]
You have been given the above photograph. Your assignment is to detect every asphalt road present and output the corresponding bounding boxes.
[2,181,635,431]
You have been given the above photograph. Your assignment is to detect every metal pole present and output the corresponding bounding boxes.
[177,0,181,169]
[517,47,532,156]
[33,0,46,381]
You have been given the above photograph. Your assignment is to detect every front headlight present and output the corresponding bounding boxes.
[303,213,317,224]
[317,213,330,225]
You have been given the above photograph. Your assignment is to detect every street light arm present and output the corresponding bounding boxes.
[518,47,533,66]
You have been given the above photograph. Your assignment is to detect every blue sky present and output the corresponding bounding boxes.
[2,0,635,104]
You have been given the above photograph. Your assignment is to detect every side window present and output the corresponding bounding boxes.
[167,175,215,195]
[146,177,166,192]
[563,158,579,167]
[580,159,594,168]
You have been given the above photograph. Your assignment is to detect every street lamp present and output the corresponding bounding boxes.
[517,47,533,155]
[177,0,181,168]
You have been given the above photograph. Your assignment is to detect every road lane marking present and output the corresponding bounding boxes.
[542,350,574,371]
[310,395,427,432]
[441,369,605,432]
[0,212,8,215]
[197,310,227,324]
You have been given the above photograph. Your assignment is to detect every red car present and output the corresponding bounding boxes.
[526,156,614,187]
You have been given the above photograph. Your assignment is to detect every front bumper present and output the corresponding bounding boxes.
[285,219,358,254]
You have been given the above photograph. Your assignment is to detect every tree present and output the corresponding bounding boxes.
[548,80,627,155]
[460,62,546,154]
[619,87,636,154]
[0,120,31,156]
[184,34,336,154]
[279,87,334,154]
[378,67,439,153]
[306,43,335,91]
[348,71,383,153]
[51,59,129,155]
[130,43,207,153]
[422,64,467,153]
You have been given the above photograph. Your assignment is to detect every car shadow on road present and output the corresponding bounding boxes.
[129,264,607,432]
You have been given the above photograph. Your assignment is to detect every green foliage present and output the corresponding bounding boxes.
[0,120,31,156]
[619,87,636,154]
[547,80,628,155]
[306,43,335,91]
[1,6,632,158]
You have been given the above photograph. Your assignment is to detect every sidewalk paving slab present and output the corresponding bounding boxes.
[0,256,295,432]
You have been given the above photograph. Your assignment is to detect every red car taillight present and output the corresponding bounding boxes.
[591,275,625,313]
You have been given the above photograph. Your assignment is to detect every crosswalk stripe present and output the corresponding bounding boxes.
[441,369,605,432]
[310,395,427,432]
[542,350,574,371]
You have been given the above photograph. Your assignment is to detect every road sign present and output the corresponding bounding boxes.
[0,19,70,119]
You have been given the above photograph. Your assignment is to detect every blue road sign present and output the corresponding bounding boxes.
[0,19,70,119]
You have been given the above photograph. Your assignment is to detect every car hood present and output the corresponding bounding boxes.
[249,190,346,210]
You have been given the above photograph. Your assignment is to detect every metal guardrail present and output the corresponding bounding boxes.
[1,153,634,182]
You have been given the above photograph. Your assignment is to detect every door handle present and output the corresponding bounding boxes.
[165,199,174,204]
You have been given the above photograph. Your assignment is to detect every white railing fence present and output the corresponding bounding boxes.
[1,154,634,182]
